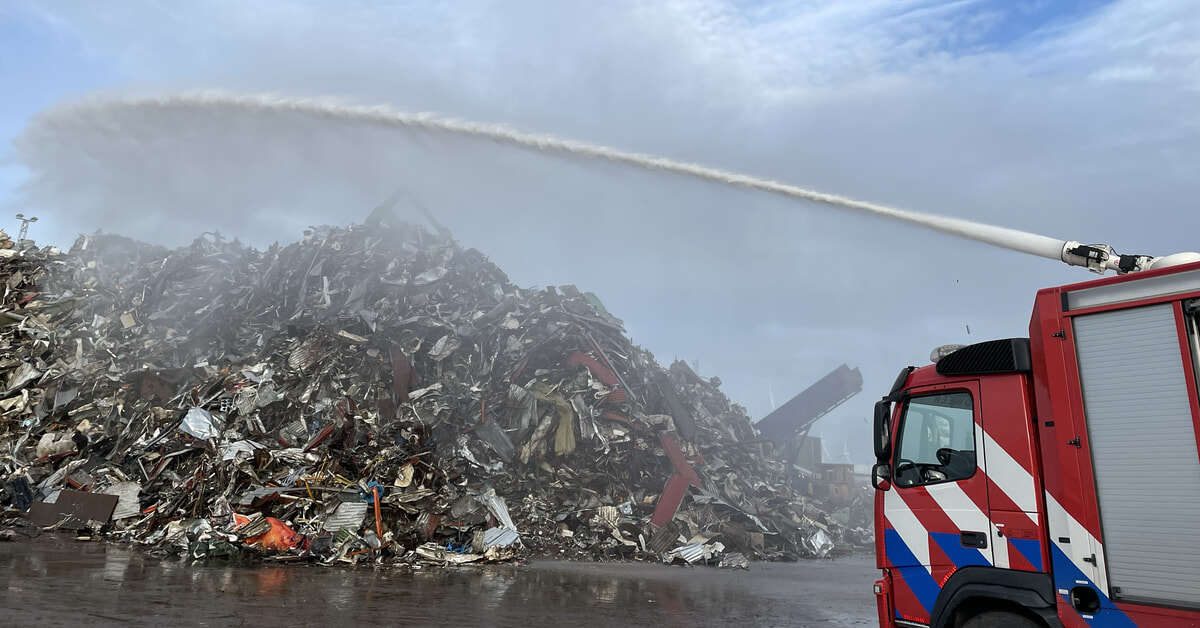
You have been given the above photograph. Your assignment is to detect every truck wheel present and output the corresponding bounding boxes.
[961,611,1040,628]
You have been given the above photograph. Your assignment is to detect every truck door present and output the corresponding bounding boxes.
[977,376,1045,575]
[882,382,992,623]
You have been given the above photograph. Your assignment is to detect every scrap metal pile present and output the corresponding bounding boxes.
[0,220,862,566]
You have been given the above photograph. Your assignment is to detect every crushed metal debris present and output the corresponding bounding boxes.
[0,220,871,567]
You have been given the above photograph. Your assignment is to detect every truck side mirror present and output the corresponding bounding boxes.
[874,400,892,461]
[872,462,892,491]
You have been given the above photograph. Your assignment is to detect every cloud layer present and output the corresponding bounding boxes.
[5,0,1199,461]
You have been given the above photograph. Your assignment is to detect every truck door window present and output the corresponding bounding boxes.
[1185,299,1200,395]
[893,391,975,487]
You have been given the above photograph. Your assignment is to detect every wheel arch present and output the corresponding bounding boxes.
[931,566,1060,628]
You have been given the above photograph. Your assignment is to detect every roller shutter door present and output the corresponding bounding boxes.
[1074,303,1200,606]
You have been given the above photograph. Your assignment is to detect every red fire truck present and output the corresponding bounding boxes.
[872,243,1200,627]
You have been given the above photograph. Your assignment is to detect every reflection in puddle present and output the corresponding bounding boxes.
[0,539,875,626]
[102,546,131,583]
[479,569,515,613]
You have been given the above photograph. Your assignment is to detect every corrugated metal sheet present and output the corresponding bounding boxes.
[483,527,520,549]
[103,481,142,520]
[322,501,368,533]
[667,542,705,564]
[287,337,321,371]
[476,490,518,531]
[647,520,682,554]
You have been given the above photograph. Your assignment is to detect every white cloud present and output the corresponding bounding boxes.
[6,0,1200,462]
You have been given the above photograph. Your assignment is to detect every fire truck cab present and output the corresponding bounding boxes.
[872,260,1200,627]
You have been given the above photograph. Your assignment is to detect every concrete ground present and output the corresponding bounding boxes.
[0,535,878,627]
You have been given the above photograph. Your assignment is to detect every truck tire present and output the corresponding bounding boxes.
[961,611,1040,628]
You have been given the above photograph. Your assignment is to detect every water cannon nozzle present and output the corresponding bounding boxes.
[1060,241,1158,275]
[1061,242,1112,274]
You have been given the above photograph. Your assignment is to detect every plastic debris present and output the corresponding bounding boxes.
[806,529,835,558]
[719,552,750,570]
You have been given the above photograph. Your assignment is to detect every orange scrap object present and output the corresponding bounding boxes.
[243,516,302,551]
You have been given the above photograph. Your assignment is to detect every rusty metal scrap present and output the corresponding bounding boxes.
[0,222,870,566]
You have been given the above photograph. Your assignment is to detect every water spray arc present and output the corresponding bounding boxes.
[28,92,1197,274]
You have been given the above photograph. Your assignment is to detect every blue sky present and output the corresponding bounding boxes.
[997,1,1103,38]
[2,0,1195,462]
[1,8,114,227]
[944,0,1112,50]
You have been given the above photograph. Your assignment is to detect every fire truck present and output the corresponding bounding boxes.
[872,242,1200,628]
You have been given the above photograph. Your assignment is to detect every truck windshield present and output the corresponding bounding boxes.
[893,391,975,487]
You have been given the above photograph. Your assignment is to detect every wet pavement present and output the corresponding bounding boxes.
[0,535,877,627]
